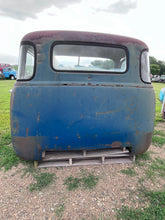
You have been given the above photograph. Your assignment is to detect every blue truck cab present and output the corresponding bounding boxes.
[10,31,155,163]
[3,67,17,79]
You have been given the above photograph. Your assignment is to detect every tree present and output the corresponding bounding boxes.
[91,59,114,69]
[150,64,160,75]
[157,60,165,75]
[150,56,165,76]
[150,56,157,65]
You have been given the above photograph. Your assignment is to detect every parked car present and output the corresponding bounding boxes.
[159,75,165,83]
[151,75,160,82]
[151,77,160,82]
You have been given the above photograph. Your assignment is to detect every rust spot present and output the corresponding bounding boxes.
[26,128,29,136]
[55,136,58,139]
[76,134,81,139]
[73,92,76,96]
[12,136,47,161]
[94,96,97,100]
[29,104,32,107]
[134,132,153,155]
[92,134,98,139]
[67,145,71,149]
[110,141,122,148]
[26,93,30,98]
[37,144,42,151]
[81,114,83,118]
[37,112,40,122]
[96,110,119,116]
[22,31,148,49]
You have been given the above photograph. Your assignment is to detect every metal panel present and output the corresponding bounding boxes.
[10,31,155,162]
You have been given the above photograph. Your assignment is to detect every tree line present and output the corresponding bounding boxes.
[150,56,165,76]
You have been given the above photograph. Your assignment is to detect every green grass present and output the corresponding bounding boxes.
[146,157,165,180]
[121,152,152,175]
[152,136,165,147]
[135,151,152,167]
[0,81,15,134]
[116,187,165,220]
[121,167,137,177]
[0,81,22,171]
[152,128,165,147]
[153,130,165,136]
[0,133,22,171]
[64,170,99,191]
[152,82,165,123]
[29,172,55,191]
[55,203,65,219]
[136,151,152,161]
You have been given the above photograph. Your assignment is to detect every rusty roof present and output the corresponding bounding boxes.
[22,30,148,48]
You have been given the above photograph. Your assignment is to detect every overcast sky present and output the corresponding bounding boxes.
[0,0,164,64]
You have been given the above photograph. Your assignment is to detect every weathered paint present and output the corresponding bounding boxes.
[10,31,155,161]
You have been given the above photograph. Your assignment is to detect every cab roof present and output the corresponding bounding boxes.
[21,30,148,49]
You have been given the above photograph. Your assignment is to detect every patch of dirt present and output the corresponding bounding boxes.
[155,123,165,132]
[0,123,165,220]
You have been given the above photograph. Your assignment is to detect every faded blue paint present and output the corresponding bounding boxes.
[10,31,155,161]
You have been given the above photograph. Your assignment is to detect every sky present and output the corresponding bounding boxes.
[0,0,164,64]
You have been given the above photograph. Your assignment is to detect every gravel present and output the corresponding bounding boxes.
[0,123,165,220]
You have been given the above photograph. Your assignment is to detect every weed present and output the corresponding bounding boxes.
[0,132,12,145]
[0,133,22,171]
[146,157,165,180]
[80,169,99,189]
[136,151,152,166]
[55,203,65,219]
[64,176,81,191]
[152,136,165,147]
[153,130,165,137]
[64,170,99,191]
[21,162,38,178]
[121,167,137,177]
[29,172,54,191]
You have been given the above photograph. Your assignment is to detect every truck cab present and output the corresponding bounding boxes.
[10,31,155,164]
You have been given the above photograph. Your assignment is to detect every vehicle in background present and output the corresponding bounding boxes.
[151,75,160,82]
[0,72,5,80]
[0,63,10,72]
[159,75,165,83]
[1,67,17,80]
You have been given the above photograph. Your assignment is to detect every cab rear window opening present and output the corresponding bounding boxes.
[17,42,150,84]
[52,43,128,73]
